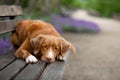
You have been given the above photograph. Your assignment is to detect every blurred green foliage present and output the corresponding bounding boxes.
[61,0,120,17]
[2,0,119,18]
[11,0,119,18]
[79,0,120,17]
[61,0,82,8]
[60,0,118,17]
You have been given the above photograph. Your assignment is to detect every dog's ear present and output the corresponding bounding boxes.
[30,35,44,55]
[60,38,75,56]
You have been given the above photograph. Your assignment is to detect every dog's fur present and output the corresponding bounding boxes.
[11,20,74,63]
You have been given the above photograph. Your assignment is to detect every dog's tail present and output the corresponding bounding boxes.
[69,43,76,55]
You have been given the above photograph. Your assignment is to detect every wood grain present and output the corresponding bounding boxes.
[0,5,23,17]
[14,61,46,80]
[0,51,16,70]
[0,59,26,80]
[0,19,22,34]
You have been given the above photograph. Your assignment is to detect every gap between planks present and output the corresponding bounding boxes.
[0,58,17,71]
[9,63,28,80]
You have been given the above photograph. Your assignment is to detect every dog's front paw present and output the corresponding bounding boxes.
[26,55,38,63]
[56,55,65,61]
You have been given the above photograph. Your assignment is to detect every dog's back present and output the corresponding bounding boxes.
[12,20,61,46]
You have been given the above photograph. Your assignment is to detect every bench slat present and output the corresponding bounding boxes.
[0,21,6,34]
[40,52,70,80]
[14,62,46,80]
[0,19,22,34]
[0,5,23,17]
[0,51,15,70]
[0,59,26,80]
[40,62,66,80]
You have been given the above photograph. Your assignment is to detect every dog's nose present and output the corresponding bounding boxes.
[46,57,52,61]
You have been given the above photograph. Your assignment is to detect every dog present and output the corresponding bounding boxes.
[11,20,75,63]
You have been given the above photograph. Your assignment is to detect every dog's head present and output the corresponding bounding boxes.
[30,34,75,63]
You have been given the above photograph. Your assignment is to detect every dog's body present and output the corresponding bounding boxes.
[11,20,74,63]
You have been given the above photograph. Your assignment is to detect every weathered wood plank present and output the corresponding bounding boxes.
[40,52,70,80]
[0,50,16,70]
[0,5,23,16]
[14,61,46,80]
[0,21,6,34]
[5,19,21,32]
[0,19,22,34]
[0,59,26,80]
[40,62,66,80]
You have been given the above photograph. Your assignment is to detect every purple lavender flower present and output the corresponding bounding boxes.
[51,15,100,33]
[0,37,14,55]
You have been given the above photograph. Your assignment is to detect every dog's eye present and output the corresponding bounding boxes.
[54,47,59,51]
[42,45,48,49]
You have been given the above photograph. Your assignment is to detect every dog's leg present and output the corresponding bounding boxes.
[15,39,38,63]
[11,32,21,47]
[56,53,67,61]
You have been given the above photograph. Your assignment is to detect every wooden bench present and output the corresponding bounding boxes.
[0,5,70,80]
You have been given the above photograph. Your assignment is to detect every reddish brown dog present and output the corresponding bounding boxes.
[11,20,75,63]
